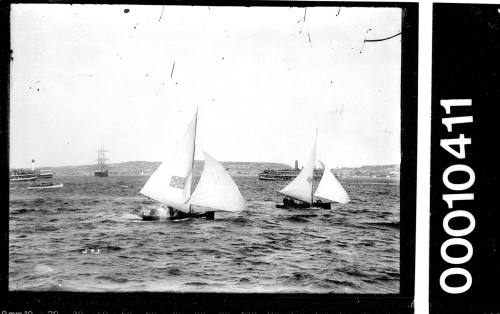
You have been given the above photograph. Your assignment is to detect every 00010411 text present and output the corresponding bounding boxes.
[439,99,476,294]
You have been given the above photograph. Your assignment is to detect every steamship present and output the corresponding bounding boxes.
[258,160,323,181]
[9,159,55,182]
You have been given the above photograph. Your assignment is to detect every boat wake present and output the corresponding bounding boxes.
[122,213,142,220]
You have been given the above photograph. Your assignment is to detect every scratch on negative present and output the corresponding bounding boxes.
[336,7,341,16]
[359,28,372,54]
[158,6,164,22]
[365,31,401,42]
[360,31,401,54]
[297,7,307,23]
[170,61,175,78]
[308,33,312,46]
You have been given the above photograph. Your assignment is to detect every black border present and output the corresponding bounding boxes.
[430,4,500,314]
[2,2,418,313]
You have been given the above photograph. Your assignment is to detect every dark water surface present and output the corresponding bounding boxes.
[9,176,399,293]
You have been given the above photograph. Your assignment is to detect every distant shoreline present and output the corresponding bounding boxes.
[46,174,400,182]
[11,160,400,170]
[10,160,400,179]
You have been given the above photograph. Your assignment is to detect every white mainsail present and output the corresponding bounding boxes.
[140,110,245,214]
[314,162,350,204]
[139,112,197,209]
[279,133,317,204]
[187,152,246,212]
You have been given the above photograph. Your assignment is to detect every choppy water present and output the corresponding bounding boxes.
[9,175,399,293]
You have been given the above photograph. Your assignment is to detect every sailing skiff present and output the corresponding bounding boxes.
[276,130,350,209]
[140,109,246,221]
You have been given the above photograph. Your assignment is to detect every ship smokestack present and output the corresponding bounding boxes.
[31,159,35,171]
[295,160,298,170]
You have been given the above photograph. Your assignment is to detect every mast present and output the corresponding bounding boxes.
[311,129,318,205]
[189,108,198,214]
[279,129,317,205]
[97,146,107,171]
[140,112,197,209]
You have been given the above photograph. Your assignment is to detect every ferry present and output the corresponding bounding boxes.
[10,159,55,182]
[9,171,37,182]
[9,169,55,181]
[258,160,323,181]
[37,170,55,179]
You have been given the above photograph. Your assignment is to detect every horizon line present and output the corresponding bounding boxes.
[10,159,401,170]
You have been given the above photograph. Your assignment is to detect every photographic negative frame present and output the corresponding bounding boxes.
[2,1,418,313]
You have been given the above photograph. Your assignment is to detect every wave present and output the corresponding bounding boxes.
[11,208,31,214]
[323,278,361,288]
[167,268,182,276]
[285,215,310,223]
[184,281,208,286]
[122,213,142,220]
[225,217,250,225]
[105,245,124,251]
[96,275,129,283]
[35,226,60,232]
[366,221,400,229]
[34,264,54,274]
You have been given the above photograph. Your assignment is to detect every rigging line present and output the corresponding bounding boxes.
[364,31,401,42]
[354,103,394,136]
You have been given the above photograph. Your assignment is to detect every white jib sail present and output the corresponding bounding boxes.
[314,163,350,204]
[279,132,317,204]
[140,112,197,209]
[187,151,246,212]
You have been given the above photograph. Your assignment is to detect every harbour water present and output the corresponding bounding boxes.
[9,175,399,293]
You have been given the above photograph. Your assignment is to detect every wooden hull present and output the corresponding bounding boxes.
[141,210,215,221]
[276,201,331,209]
[168,209,215,220]
[94,170,108,177]
[142,215,161,221]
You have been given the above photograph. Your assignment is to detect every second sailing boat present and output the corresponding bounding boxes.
[276,130,350,209]
[140,109,246,221]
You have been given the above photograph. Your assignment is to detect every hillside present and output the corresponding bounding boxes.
[44,160,291,177]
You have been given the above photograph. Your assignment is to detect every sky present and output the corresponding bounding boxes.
[10,4,402,169]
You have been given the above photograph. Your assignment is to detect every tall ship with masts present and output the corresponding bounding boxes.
[94,146,109,177]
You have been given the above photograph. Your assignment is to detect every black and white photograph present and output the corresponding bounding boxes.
[4,2,418,312]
